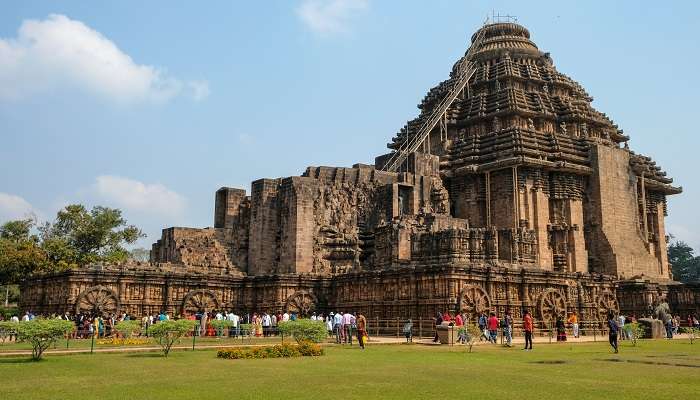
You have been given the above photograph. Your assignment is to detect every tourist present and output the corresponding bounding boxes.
[254,313,263,337]
[310,313,317,321]
[693,315,699,328]
[356,313,368,349]
[618,314,626,340]
[290,312,297,321]
[200,311,208,336]
[478,312,488,341]
[433,312,443,343]
[556,315,567,342]
[487,312,499,343]
[665,318,673,339]
[672,315,680,336]
[262,312,271,337]
[523,309,533,350]
[454,312,463,328]
[342,311,353,345]
[567,311,579,338]
[607,311,619,353]
[282,311,290,322]
[326,313,334,337]
[403,319,413,343]
[270,312,278,336]
[502,310,513,347]
[442,311,452,324]
[333,311,343,343]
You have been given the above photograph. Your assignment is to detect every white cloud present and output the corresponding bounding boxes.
[188,80,210,102]
[0,14,207,103]
[93,175,186,218]
[0,193,38,222]
[296,0,368,35]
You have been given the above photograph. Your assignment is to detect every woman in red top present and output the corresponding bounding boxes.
[487,312,499,343]
[454,313,463,327]
[523,310,533,350]
[442,312,452,323]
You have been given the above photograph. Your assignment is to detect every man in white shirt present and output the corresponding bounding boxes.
[333,312,343,343]
[228,312,240,337]
[21,312,30,321]
[216,311,223,321]
[282,312,290,322]
[262,313,272,337]
[342,312,353,345]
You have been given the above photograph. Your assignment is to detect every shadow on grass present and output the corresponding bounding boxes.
[598,358,700,368]
[0,357,38,364]
[125,352,166,358]
[529,360,569,364]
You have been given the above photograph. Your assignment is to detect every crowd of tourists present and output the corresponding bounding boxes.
[2,308,698,352]
[425,309,700,353]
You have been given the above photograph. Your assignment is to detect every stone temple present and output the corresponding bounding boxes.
[21,22,699,323]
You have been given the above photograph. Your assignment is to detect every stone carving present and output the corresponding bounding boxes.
[75,286,120,315]
[596,290,620,321]
[182,290,219,314]
[538,289,567,324]
[20,21,696,323]
[458,285,491,319]
[285,291,317,316]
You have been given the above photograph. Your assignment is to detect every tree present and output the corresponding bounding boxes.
[277,319,327,343]
[0,219,49,306]
[128,247,150,263]
[625,322,645,346]
[148,320,198,357]
[39,205,145,266]
[684,327,699,344]
[461,324,483,353]
[210,319,233,337]
[114,320,142,338]
[667,239,700,283]
[12,319,75,360]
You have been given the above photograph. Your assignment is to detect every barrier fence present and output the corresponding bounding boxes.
[1,318,695,354]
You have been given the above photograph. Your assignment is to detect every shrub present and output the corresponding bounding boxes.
[13,318,74,360]
[626,322,645,346]
[462,324,483,353]
[114,320,142,338]
[217,342,323,360]
[149,319,198,357]
[277,319,326,343]
[210,319,233,337]
[683,327,699,344]
[0,321,18,344]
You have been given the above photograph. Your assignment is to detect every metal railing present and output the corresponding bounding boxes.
[380,24,486,172]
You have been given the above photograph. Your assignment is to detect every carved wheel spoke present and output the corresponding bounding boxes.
[182,290,218,314]
[538,290,566,324]
[76,286,119,316]
[458,285,491,320]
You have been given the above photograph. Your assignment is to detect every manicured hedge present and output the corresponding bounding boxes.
[217,341,323,359]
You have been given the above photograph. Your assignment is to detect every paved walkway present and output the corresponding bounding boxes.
[0,334,685,357]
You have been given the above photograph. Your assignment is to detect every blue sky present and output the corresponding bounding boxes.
[1,1,698,251]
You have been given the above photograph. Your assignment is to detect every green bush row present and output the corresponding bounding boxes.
[217,341,323,359]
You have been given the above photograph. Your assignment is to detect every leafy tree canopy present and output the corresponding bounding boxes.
[39,205,144,266]
[668,238,700,283]
[0,205,144,285]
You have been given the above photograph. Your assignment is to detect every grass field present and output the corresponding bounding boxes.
[0,340,698,399]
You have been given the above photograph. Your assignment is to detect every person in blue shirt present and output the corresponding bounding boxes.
[607,311,619,353]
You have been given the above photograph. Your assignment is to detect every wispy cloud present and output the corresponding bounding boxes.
[93,175,186,218]
[296,0,369,36]
[0,193,39,223]
[0,14,208,103]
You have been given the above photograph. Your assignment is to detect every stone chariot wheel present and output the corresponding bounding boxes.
[285,291,317,317]
[458,285,491,320]
[182,290,219,315]
[75,286,120,316]
[538,289,567,324]
[596,291,620,321]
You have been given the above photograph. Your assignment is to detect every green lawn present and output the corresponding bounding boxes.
[0,340,698,399]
